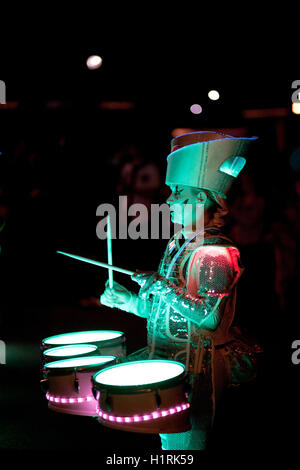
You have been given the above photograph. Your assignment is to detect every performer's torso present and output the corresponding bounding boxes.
[146,228,240,362]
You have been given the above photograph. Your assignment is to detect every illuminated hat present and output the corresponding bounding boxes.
[165,131,257,199]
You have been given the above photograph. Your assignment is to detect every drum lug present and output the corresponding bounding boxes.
[74,369,80,394]
[102,391,112,412]
[92,385,100,401]
[40,378,49,393]
[184,379,191,398]
[155,391,161,410]
[105,396,112,412]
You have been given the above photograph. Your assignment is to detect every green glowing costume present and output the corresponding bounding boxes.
[101,131,261,450]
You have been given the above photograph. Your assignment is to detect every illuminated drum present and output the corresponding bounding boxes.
[42,344,98,365]
[41,330,126,358]
[92,360,191,433]
[42,356,116,416]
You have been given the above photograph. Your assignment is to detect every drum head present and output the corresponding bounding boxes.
[43,344,97,359]
[42,330,124,347]
[45,355,116,370]
[93,360,185,391]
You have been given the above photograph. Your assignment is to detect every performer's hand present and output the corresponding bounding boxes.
[100,280,132,309]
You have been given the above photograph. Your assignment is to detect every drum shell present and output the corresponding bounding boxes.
[95,377,191,434]
[44,358,116,417]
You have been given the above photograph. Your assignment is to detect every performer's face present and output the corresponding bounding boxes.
[166,185,207,226]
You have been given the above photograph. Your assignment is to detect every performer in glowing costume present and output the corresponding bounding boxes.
[101,131,261,450]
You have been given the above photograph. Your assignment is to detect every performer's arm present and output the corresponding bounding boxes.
[125,294,151,319]
[148,281,225,330]
[133,246,241,330]
[100,281,151,318]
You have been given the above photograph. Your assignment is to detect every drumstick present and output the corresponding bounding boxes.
[57,251,134,276]
[107,215,113,288]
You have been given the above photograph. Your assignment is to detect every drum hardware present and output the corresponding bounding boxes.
[40,378,49,394]
[92,385,100,401]
[155,391,161,409]
[104,394,112,413]
[184,380,191,397]
[74,369,80,394]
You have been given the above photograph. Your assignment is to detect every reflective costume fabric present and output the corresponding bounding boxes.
[127,227,260,450]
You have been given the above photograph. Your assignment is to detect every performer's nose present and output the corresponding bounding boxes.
[167,193,177,205]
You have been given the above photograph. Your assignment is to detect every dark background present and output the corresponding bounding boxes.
[0,12,299,461]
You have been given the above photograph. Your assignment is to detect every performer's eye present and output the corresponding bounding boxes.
[174,187,183,197]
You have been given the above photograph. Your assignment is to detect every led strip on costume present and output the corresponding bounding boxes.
[96,402,190,423]
[46,392,94,404]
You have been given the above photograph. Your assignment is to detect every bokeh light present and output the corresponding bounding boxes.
[208,90,220,101]
[292,102,300,114]
[190,104,202,114]
[86,55,103,70]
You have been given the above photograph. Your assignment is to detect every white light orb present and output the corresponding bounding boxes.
[292,102,300,115]
[190,104,202,114]
[208,90,220,101]
[86,55,103,70]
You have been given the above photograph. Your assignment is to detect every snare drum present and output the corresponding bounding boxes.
[41,330,126,358]
[42,344,98,365]
[92,360,191,433]
[42,355,116,416]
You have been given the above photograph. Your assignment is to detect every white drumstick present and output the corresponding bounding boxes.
[57,251,134,276]
[107,215,113,288]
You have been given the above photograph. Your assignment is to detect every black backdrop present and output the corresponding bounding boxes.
[0,17,299,463]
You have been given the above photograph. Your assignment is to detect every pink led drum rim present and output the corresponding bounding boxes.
[46,392,94,404]
[96,402,190,424]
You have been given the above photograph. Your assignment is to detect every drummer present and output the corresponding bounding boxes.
[100,131,261,451]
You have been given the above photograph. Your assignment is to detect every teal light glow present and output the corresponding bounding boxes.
[219,156,246,178]
[46,355,115,369]
[107,214,114,288]
[56,251,134,276]
[43,344,97,357]
[43,330,123,345]
[94,360,185,386]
